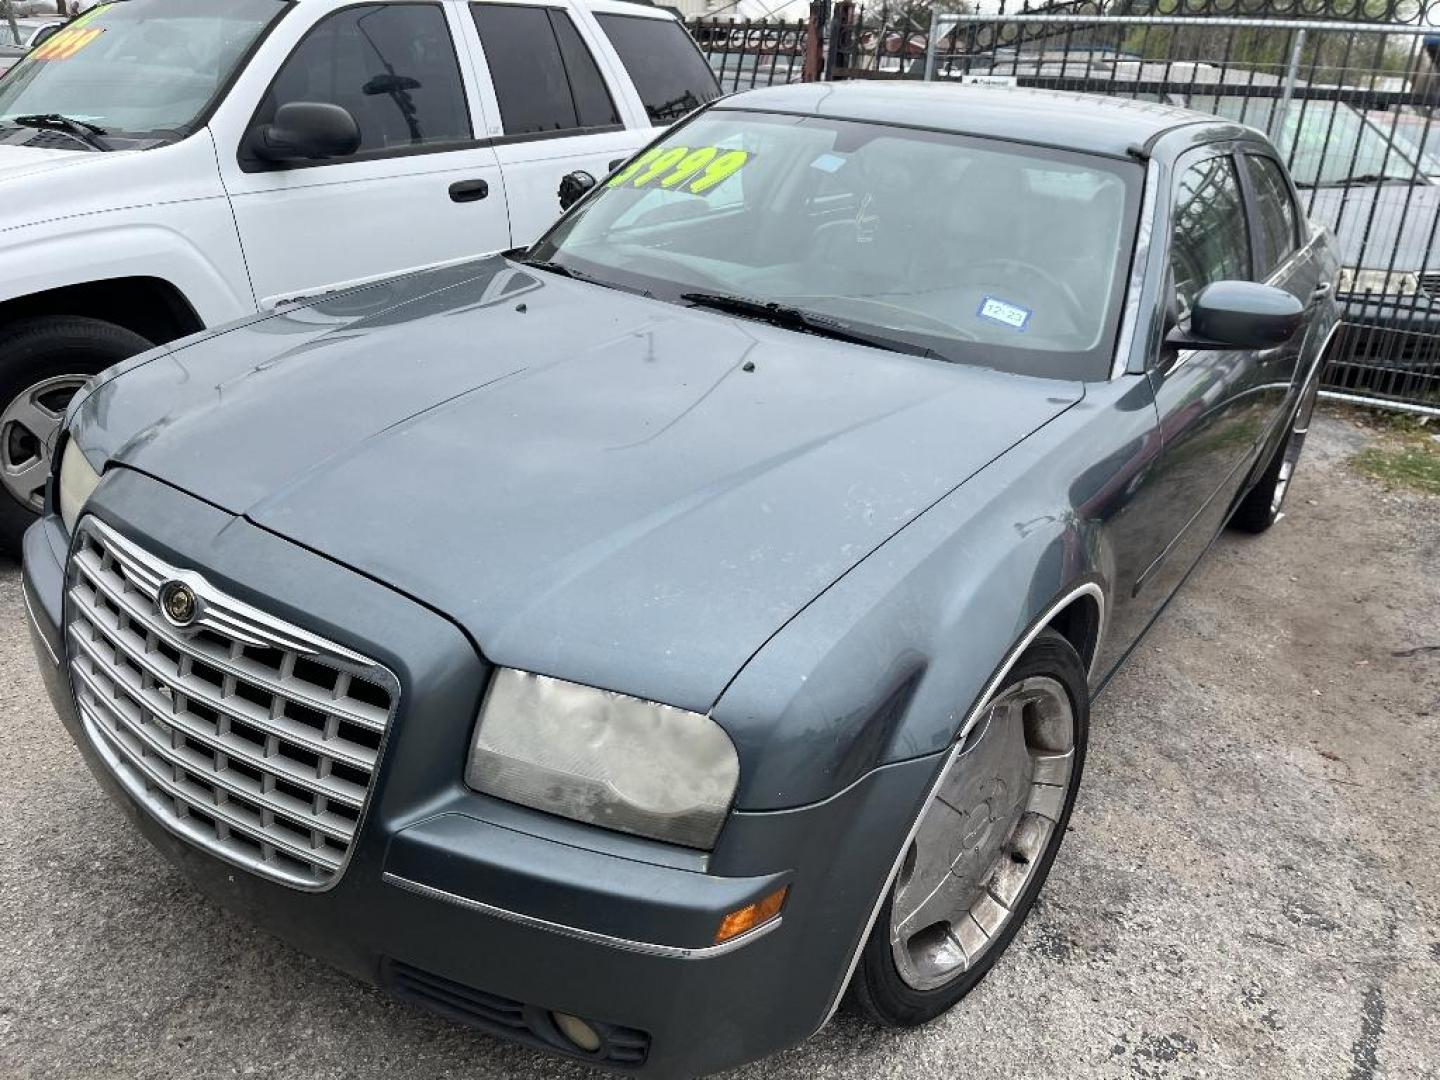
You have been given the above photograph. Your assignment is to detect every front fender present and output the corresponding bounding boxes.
[714,381,1158,811]
[0,218,251,327]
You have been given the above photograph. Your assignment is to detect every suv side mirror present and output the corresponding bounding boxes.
[1165,281,1304,351]
[558,170,597,211]
[249,102,361,166]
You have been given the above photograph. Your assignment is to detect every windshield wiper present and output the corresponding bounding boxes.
[519,258,586,281]
[9,113,111,151]
[681,292,939,359]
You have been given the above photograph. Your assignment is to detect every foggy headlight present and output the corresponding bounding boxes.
[1338,267,1420,296]
[58,438,102,535]
[466,668,740,849]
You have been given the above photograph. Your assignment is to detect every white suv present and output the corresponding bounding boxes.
[0,0,719,551]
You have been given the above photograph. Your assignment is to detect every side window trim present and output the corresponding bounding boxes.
[238,0,476,174]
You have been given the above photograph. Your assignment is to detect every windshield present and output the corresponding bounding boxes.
[0,0,286,144]
[530,110,1141,379]
[1188,95,1440,185]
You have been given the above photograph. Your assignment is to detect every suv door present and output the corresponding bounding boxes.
[464,0,646,245]
[214,1,510,308]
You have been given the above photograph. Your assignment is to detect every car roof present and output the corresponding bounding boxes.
[587,0,679,18]
[716,82,1239,159]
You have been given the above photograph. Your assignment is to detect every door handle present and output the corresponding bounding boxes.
[449,179,489,203]
[1310,281,1332,302]
[608,157,626,173]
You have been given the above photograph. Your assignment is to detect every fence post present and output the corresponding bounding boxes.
[1273,26,1306,143]
[924,9,944,80]
[803,0,829,82]
[825,0,853,81]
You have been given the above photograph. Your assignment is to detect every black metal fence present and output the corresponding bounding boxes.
[688,17,813,92]
[686,2,1440,414]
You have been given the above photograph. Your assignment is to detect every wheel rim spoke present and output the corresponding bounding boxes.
[890,675,1076,991]
[1,375,87,511]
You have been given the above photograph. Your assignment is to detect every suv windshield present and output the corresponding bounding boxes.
[529,110,1141,380]
[1189,95,1440,186]
[0,0,286,145]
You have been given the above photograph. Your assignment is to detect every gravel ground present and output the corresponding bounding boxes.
[0,410,1436,1080]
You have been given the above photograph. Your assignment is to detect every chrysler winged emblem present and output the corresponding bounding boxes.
[159,580,200,628]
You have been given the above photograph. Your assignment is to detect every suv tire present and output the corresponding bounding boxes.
[0,317,153,555]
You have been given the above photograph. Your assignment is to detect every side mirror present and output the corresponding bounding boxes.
[1165,281,1304,351]
[558,170,597,211]
[248,102,361,166]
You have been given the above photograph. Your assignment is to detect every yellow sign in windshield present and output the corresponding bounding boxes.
[608,146,752,195]
[31,26,105,61]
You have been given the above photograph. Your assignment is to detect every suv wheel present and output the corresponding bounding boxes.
[0,317,153,554]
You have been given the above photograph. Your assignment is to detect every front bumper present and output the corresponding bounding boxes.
[23,468,940,1079]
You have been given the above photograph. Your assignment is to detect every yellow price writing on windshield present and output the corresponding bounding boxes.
[608,147,752,195]
[32,26,104,60]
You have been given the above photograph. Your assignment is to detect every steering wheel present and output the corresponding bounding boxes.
[955,258,1088,329]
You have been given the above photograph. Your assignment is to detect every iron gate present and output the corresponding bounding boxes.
[688,4,1440,414]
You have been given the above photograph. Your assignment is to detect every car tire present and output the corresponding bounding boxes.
[848,628,1089,1028]
[0,317,152,555]
[1229,361,1322,535]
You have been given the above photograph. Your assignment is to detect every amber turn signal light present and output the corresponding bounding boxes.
[715,886,789,944]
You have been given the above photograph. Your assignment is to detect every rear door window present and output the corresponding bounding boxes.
[257,3,471,157]
[595,13,721,126]
[471,3,619,136]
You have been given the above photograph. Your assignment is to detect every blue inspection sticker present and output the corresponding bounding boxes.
[809,152,848,174]
[977,295,1032,331]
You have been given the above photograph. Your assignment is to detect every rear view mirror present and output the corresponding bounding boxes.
[1165,281,1304,351]
[558,170,597,211]
[249,102,361,166]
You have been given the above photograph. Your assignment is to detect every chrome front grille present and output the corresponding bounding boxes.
[64,517,399,890]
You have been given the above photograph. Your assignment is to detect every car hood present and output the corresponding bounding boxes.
[1306,181,1440,269]
[76,258,1083,712]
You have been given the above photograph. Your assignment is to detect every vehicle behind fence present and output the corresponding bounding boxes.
[686,0,1440,414]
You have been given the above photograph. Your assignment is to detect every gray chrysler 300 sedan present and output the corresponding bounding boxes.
[24,84,1336,1076]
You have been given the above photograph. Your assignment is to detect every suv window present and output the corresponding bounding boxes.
[256,3,470,156]
[471,4,619,135]
[1246,154,1301,275]
[595,13,721,126]
[1171,154,1251,313]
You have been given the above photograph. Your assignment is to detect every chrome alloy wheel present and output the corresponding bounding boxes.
[889,676,1076,991]
[0,375,87,512]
